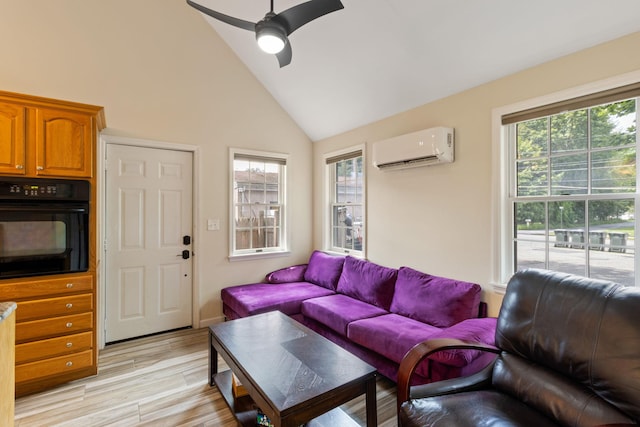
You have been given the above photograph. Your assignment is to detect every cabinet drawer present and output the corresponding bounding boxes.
[16,294,93,321]
[16,312,93,342]
[16,331,93,364]
[0,274,93,300]
[16,349,94,383]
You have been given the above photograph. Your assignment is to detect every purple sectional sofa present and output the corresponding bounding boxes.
[221,250,497,385]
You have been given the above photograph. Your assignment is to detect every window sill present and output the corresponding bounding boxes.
[324,249,365,259]
[228,251,291,262]
[491,282,508,295]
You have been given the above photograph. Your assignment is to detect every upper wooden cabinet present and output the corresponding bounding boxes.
[0,91,105,178]
[0,102,26,175]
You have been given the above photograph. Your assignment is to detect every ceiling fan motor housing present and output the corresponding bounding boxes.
[256,14,289,53]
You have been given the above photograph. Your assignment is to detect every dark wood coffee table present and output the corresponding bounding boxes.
[208,311,377,427]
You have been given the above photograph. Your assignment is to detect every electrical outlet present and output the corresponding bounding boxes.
[207,219,220,231]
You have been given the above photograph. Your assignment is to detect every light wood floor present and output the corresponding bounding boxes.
[15,328,398,426]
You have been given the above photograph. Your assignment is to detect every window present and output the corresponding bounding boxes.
[230,150,287,258]
[503,87,638,286]
[325,147,365,256]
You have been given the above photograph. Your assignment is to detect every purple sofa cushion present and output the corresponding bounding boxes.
[301,294,387,336]
[348,313,439,377]
[336,256,398,310]
[303,251,345,290]
[427,317,498,367]
[390,266,481,328]
[266,264,307,283]
[221,281,334,318]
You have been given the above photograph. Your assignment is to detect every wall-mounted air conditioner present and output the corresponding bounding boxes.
[372,127,454,171]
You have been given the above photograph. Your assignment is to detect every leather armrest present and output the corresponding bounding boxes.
[409,360,496,399]
[396,338,501,411]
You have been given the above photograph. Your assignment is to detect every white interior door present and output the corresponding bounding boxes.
[105,144,193,343]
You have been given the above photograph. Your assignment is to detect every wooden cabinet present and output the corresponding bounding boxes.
[0,91,105,178]
[0,102,26,175]
[0,274,96,396]
[0,90,104,396]
[0,303,16,427]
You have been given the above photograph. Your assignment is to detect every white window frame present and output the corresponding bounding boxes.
[229,148,289,261]
[492,71,640,292]
[323,144,366,258]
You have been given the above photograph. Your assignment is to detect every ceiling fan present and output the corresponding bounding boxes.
[186,0,344,67]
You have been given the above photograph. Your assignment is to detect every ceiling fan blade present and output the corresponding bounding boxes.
[186,0,256,32]
[275,42,293,68]
[276,0,344,35]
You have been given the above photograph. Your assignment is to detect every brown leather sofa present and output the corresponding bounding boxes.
[397,268,640,426]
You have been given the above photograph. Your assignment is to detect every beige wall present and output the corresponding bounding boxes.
[0,0,313,325]
[2,2,639,322]
[313,32,640,317]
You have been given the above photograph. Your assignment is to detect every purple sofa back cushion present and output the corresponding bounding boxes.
[336,256,398,310]
[303,251,345,290]
[390,266,481,328]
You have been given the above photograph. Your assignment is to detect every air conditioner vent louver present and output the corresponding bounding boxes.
[372,127,454,171]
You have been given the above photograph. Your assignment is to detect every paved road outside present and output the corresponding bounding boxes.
[516,228,635,286]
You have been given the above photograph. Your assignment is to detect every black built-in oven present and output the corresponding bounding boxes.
[0,177,90,279]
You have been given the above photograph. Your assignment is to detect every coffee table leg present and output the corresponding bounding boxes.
[208,329,218,386]
[365,376,377,427]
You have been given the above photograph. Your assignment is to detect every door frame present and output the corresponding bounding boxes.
[98,134,200,349]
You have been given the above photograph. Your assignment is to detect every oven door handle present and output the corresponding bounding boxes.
[0,204,88,213]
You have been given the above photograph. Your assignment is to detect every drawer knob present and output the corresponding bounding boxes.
[66,322,73,328]
[66,361,73,367]
[66,342,73,348]
[16,164,24,169]
[66,303,73,309]
[66,283,74,289]
[37,166,44,171]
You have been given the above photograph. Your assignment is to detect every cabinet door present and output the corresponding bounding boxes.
[34,108,93,177]
[0,101,26,175]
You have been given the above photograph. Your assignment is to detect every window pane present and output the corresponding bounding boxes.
[335,158,361,204]
[232,152,285,255]
[514,202,545,271]
[591,99,636,149]
[515,240,546,271]
[591,148,636,193]
[234,205,282,250]
[548,244,586,277]
[589,198,634,285]
[549,200,586,275]
[590,250,634,286]
[517,118,548,159]
[551,154,588,195]
[515,202,545,237]
[517,159,548,196]
[333,205,363,251]
[551,110,587,153]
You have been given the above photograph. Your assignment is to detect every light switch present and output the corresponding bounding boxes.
[207,219,220,231]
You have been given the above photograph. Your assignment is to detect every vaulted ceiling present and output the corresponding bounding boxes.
[188,0,640,141]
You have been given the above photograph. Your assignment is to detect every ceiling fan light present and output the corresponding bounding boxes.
[255,17,287,54]
[257,32,286,54]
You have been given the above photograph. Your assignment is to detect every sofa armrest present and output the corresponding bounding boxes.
[409,359,496,399]
[265,264,308,283]
[425,317,497,367]
[397,338,501,411]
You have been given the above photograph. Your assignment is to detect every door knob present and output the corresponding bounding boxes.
[177,250,190,260]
